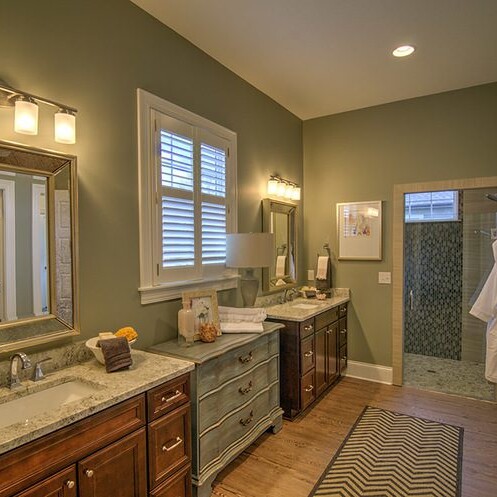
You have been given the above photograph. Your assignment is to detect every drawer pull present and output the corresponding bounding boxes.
[240,410,254,426]
[304,351,313,358]
[340,329,347,335]
[326,330,332,334]
[161,390,182,403]
[162,436,183,452]
[342,356,347,361]
[303,325,313,332]
[239,381,253,394]
[239,352,253,364]
[304,385,314,392]
[85,469,94,478]
[65,480,75,489]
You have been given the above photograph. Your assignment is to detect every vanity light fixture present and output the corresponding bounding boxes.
[392,45,415,57]
[267,175,301,201]
[0,80,78,144]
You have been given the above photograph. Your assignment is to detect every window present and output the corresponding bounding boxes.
[404,190,459,222]
[137,89,237,303]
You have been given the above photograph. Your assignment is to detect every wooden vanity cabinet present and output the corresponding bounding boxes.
[3,373,191,497]
[269,302,347,419]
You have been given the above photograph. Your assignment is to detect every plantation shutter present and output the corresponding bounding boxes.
[200,134,228,266]
[154,115,231,284]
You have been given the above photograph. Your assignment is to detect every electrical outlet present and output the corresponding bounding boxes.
[378,272,391,284]
[307,269,315,281]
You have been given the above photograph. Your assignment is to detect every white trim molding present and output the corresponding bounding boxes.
[345,360,393,385]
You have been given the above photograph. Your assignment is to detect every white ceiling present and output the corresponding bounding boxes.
[130,0,497,120]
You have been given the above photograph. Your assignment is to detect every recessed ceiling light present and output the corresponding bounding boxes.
[392,45,415,58]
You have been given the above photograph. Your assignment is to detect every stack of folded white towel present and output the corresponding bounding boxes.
[218,306,267,333]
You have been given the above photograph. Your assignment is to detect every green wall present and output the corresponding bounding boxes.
[303,83,497,367]
[0,0,302,349]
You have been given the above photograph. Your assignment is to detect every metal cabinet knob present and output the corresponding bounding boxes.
[65,480,75,489]
[340,329,347,334]
[304,385,314,392]
[85,469,94,478]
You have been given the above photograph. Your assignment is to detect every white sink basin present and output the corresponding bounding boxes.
[0,380,98,429]
[292,303,320,310]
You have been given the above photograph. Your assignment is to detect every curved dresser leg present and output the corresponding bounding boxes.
[270,413,283,434]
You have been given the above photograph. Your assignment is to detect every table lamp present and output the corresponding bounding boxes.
[226,233,274,307]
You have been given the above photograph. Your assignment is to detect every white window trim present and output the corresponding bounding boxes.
[137,89,238,303]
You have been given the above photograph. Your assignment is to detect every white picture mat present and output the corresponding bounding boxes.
[337,201,382,260]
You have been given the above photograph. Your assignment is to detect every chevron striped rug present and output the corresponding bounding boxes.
[310,406,463,497]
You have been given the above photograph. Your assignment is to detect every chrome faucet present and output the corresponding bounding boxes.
[8,352,32,389]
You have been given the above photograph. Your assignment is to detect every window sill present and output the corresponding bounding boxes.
[139,275,240,304]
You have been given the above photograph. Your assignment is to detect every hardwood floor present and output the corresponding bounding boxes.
[212,377,497,497]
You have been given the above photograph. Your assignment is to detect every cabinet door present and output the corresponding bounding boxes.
[79,428,147,497]
[326,323,338,385]
[14,467,77,497]
[315,328,327,396]
[300,335,315,375]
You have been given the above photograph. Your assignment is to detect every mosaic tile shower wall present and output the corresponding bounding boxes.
[404,222,463,360]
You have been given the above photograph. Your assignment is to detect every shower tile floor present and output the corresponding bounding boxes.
[404,353,496,402]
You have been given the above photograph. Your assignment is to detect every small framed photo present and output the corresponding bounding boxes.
[182,288,221,339]
[337,200,382,260]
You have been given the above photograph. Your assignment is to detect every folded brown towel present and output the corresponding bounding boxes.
[99,336,132,373]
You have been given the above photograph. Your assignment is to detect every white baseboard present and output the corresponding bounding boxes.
[345,360,393,385]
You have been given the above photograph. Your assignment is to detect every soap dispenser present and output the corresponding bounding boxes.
[178,299,195,347]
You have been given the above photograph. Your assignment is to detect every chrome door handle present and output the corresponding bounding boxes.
[162,436,183,452]
[161,390,182,403]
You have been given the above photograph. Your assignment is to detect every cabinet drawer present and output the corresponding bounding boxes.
[299,318,315,339]
[199,356,278,433]
[300,335,315,375]
[338,318,347,348]
[148,403,191,488]
[14,466,77,497]
[300,369,316,411]
[339,345,347,374]
[148,373,190,422]
[198,333,278,397]
[315,308,339,330]
[149,464,191,497]
[199,382,279,473]
[339,303,347,318]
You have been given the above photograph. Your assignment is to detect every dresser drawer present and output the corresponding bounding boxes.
[148,403,191,488]
[198,356,278,433]
[299,318,315,339]
[149,464,191,497]
[148,373,190,422]
[300,335,315,375]
[300,369,316,411]
[315,307,339,330]
[199,382,279,473]
[339,303,348,318]
[198,333,278,397]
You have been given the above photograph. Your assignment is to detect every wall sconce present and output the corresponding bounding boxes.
[267,175,301,201]
[0,81,77,144]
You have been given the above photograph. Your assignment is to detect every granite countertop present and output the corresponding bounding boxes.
[265,289,350,322]
[0,350,194,455]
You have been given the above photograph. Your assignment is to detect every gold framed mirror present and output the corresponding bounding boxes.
[0,141,79,353]
[261,198,297,293]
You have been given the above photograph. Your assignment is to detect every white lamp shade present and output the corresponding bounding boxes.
[226,233,274,268]
[284,184,294,199]
[291,186,301,200]
[14,99,38,135]
[55,111,76,144]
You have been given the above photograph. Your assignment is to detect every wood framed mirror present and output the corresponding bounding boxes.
[261,198,297,293]
[0,141,79,353]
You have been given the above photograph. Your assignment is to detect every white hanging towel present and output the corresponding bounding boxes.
[469,239,497,383]
[275,255,286,278]
[316,256,329,280]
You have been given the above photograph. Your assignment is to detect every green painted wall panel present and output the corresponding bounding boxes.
[303,83,497,367]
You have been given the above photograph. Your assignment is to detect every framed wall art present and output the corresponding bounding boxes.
[337,200,382,260]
